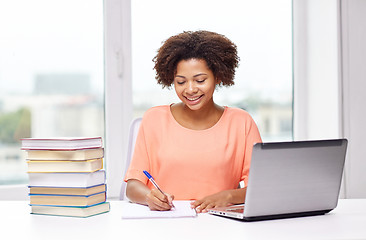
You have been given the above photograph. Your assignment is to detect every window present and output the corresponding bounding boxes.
[131,0,293,141]
[0,0,104,185]
[0,0,293,199]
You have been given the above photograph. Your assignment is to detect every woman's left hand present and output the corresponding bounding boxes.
[190,190,233,213]
[191,188,246,213]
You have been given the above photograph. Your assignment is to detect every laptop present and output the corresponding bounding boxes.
[208,139,348,221]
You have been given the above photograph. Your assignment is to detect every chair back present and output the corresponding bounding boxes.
[120,117,142,200]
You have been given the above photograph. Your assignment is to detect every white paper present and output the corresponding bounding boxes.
[121,200,197,219]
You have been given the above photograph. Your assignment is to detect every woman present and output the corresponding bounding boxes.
[124,30,262,213]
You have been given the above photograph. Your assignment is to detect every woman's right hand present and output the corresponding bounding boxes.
[146,188,174,211]
[126,179,174,211]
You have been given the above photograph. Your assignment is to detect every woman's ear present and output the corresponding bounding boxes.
[216,78,222,86]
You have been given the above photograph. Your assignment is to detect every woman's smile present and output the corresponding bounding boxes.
[185,95,204,104]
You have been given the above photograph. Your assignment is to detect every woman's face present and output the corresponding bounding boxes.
[174,58,219,111]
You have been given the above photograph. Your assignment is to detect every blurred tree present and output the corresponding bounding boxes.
[0,108,31,144]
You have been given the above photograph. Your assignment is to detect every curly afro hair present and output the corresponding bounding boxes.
[153,30,240,88]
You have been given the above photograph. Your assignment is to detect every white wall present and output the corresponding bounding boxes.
[341,0,366,198]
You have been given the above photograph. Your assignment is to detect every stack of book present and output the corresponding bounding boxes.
[21,137,110,217]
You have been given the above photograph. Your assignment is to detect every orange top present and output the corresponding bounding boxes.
[124,105,262,200]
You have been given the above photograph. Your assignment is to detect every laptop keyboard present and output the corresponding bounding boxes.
[226,207,244,213]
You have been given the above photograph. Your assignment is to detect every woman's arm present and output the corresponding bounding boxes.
[126,179,174,211]
[190,187,247,213]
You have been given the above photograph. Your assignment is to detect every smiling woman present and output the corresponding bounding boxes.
[124,30,262,213]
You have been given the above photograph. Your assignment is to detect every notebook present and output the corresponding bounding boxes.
[208,139,348,221]
[121,200,197,219]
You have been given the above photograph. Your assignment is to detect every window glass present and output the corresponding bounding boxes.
[0,0,104,185]
[131,0,293,141]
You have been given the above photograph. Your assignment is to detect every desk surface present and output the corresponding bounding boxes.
[1,199,366,240]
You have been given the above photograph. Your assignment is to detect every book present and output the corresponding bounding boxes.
[31,202,110,217]
[30,192,106,207]
[25,148,104,161]
[28,170,106,188]
[27,158,103,173]
[21,137,103,150]
[29,184,106,196]
[121,200,197,219]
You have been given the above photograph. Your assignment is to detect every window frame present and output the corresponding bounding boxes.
[104,0,133,199]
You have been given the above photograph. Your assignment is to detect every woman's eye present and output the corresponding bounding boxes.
[197,79,206,83]
[177,81,185,85]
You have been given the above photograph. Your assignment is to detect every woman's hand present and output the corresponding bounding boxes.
[126,179,174,211]
[146,188,174,211]
[191,188,246,213]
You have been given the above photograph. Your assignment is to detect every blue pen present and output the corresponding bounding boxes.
[143,170,175,208]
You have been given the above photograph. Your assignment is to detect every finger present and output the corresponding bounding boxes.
[146,191,172,211]
[151,189,169,203]
[153,194,172,210]
[167,194,174,202]
[148,197,172,211]
[201,203,216,213]
[150,202,171,211]
[151,189,175,209]
[197,201,209,212]
[167,194,175,208]
[191,199,203,209]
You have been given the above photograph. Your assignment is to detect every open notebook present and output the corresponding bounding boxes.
[121,200,197,219]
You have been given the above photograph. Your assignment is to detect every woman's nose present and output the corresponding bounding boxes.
[186,81,198,94]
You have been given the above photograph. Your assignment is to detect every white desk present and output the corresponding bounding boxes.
[1,199,366,240]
